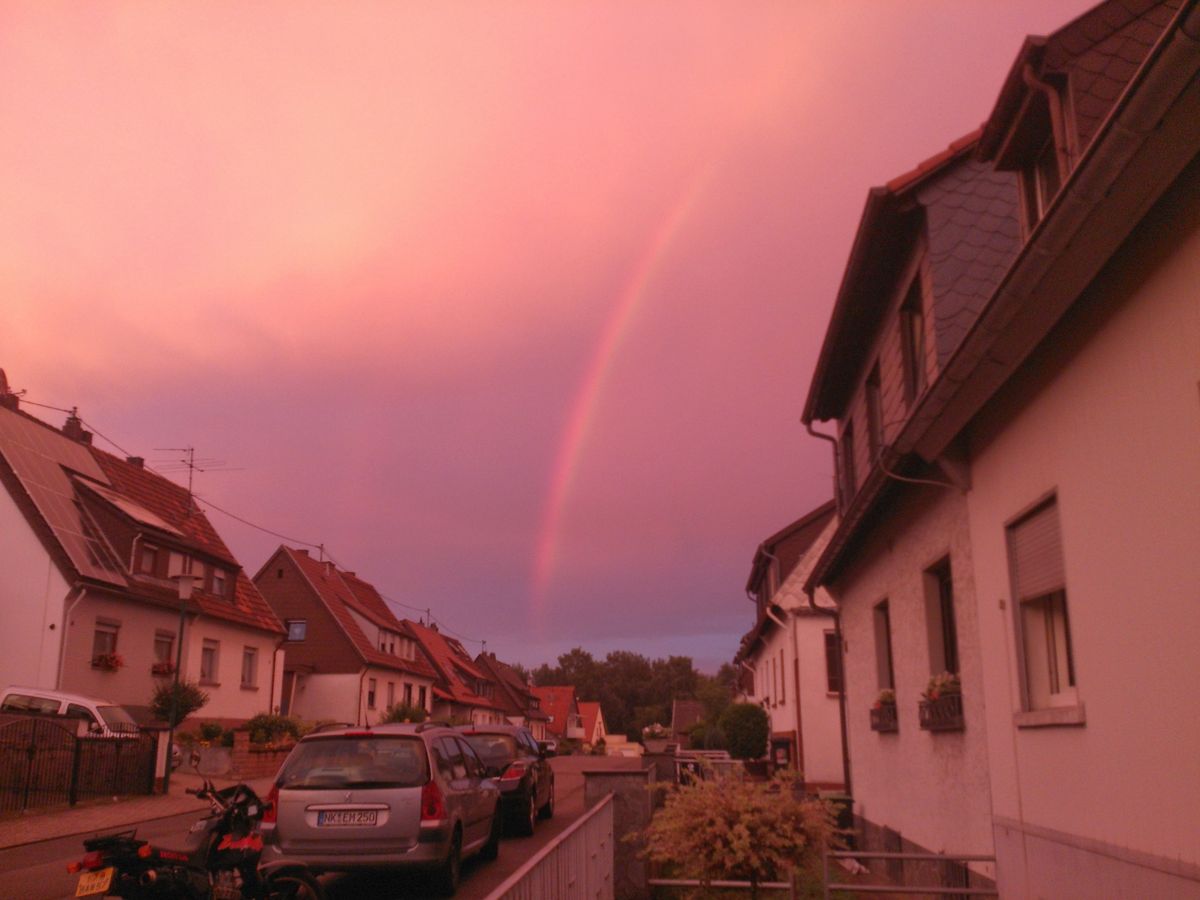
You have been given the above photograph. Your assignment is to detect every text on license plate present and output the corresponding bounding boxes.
[318,809,378,827]
[76,867,114,897]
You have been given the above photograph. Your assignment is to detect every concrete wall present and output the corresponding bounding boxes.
[0,485,70,690]
[831,485,994,877]
[965,164,1200,896]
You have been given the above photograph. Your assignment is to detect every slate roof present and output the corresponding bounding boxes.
[280,546,436,677]
[406,620,503,711]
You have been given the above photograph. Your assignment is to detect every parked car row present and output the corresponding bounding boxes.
[259,721,556,896]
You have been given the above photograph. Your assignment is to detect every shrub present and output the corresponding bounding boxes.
[151,680,209,728]
[689,721,727,751]
[639,771,837,892]
[719,702,769,760]
[245,713,304,745]
[381,704,428,724]
[198,722,225,743]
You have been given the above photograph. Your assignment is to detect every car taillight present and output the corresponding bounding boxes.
[420,780,446,824]
[262,783,279,824]
[499,762,527,781]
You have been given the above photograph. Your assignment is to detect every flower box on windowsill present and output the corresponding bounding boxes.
[92,653,124,672]
[919,692,964,731]
[870,702,898,733]
[151,661,176,677]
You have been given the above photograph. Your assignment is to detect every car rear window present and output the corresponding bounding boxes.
[462,733,519,767]
[279,736,429,789]
[1,694,60,715]
[97,705,139,733]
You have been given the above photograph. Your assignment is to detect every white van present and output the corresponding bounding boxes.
[0,686,140,737]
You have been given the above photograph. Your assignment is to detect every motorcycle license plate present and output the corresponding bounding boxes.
[75,867,114,897]
[318,809,378,827]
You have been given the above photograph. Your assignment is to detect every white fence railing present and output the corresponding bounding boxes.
[485,792,614,900]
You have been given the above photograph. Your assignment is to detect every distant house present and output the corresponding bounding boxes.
[405,620,505,726]
[253,546,437,725]
[530,685,584,742]
[578,700,607,748]
[474,652,550,739]
[0,389,285,725]
[801,1,1200,895]
[668,699,704,747]
[734,501,845,789]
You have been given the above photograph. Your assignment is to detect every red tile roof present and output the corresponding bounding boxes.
[475,653,550,721]
[406,620,503,711]
[578,701,604,742]
[281,547,437,678]
[530,685,578,738]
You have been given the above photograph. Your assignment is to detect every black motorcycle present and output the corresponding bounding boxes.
[68,779,322,900]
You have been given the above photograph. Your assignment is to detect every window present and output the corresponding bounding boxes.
[403,683,413,707]
[139,544,159,575]
[873,601,896,691]
[1022,137,1062,230]
[241,647,258,688]
[367,678,377,709]
[211,568,227,597]
[1008,498,1076,710]
[418,686,427,710]
[840,421,857,505]
[154,631,174,664]
[924,559,960,675]
[901,275,928,402]
[200,639,220,684]
[286,620,307,642]
[866,364,883,462]
[91,620,119,667]
[824,631,843,694]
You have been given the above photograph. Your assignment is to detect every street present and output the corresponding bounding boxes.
[0,755,635,900]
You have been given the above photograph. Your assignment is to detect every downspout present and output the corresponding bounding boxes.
[805,421,840,510]
[357,669,368,726]
[56,584,88,690]
[806,588,852,797]
[269,636,286,715]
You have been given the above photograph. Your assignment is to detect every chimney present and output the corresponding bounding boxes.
[0,369,17,411]
[62,411,92,444]
[125,456,145,469]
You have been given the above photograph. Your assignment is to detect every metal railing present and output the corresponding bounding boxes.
[649,875,798,896]
[823,849,998,898]
[486,792,614,900]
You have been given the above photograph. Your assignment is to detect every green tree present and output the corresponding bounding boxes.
[719,702,769,760]
[640,771,836,896]
[151,680,209,728]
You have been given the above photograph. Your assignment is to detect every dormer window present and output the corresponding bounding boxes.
[212,568,227,597]
[992,74,1069,235]
[139,544,159,575]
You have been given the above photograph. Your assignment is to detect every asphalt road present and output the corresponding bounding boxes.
[0,755,632,899]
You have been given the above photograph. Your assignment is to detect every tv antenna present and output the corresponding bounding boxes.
[153,446,244,507]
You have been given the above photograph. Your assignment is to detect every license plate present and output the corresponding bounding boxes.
[75,867,114,897]
[318,809,378,827]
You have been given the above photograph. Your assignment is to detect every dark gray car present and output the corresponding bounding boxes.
[259,722,501,896]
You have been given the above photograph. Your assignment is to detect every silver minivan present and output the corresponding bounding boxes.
[259,722,500,896]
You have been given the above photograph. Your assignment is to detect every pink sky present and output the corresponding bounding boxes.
[0,1,1096,670]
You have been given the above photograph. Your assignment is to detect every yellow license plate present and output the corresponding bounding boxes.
[75,867,114,897]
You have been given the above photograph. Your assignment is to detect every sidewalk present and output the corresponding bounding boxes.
[0,771,277,851]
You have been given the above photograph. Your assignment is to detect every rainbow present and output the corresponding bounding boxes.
[531,162,719,614]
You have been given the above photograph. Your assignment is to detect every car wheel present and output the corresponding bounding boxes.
[516,789,537,836]
[538,780,554,820]
[480,806,502,861]
[264,870,326,900]
[432,827,462,896]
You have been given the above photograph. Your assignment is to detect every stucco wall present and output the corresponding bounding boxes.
[290,671,360,723]
[832,485,994,870]
[0,485,70,689]
[965,163,1200,891]
[795,613,843,787]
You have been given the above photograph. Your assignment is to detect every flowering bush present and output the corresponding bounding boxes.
[92,652,124,671]
[642,722,668,739]
[873,689,895,709]
[923,672,961,701]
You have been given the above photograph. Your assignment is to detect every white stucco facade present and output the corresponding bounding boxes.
[964,166,1200,896]
[832,486,994,876]
[0,484,71,690]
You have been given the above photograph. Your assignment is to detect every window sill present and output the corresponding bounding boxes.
[240,684,259,692]
[199,680,220,688]
[1014,704,1086,728]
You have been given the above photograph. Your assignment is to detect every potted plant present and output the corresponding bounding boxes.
[92,652,124,672]
[870,689,898,732]
[919,671,964,731]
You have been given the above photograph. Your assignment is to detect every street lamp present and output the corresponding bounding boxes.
[164,573,197,793]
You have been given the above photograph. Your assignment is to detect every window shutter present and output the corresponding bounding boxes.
[1010,500,1065,600]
